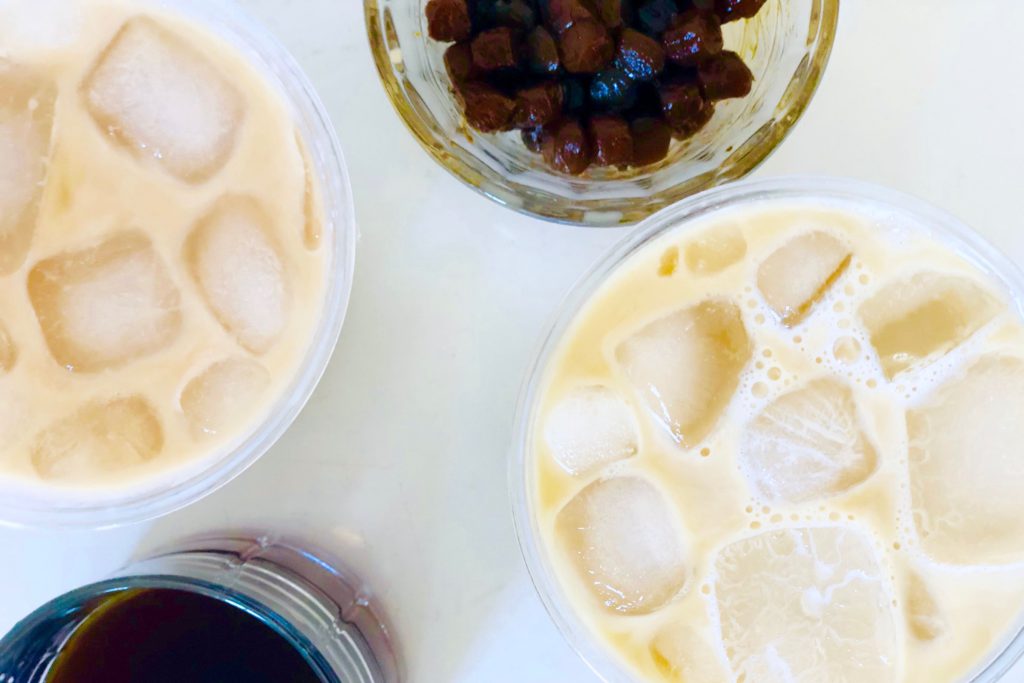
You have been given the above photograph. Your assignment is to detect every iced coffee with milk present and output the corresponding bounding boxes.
[527,185,1024,682]
[0,1,330,499]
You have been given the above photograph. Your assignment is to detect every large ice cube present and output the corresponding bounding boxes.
[0,65,56,275]
[757,231,851,326]
[186,196,289,354]
[28,231,183,372]
[82,17,244,183]
[556,477,689,615]
[181,357,271,437]
[740,377,877,503]
[860,272,1001,379]
[31,396,164,480]
[544,385,638,476]
[908,355,1024,564]
[0,320,16,373]
[715,527,898,683]
[616,300,751,448]
[650,625,728,682]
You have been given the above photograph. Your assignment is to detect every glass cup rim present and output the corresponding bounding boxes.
[364,0,841,227]
[0,0,357,530]
[508,174,1024,682]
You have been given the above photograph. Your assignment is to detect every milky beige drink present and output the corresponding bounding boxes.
[526,187,1024,682]
[0,1,331,501]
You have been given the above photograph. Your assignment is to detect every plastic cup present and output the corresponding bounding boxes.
[0,0,357,529]
[510,176,1024,682]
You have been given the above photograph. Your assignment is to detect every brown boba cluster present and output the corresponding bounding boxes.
[426,0,764,175]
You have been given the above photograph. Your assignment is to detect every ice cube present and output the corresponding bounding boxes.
[757,231,851,326]
[0,320,16,373]
[82,17,244,183]
[740,377,877,503]
[908,355,1024,564]
[616,300,751,448]
[860,272,1001,379]
[556,476,689,615]
[186,196,289,354]
[181,357,271,436]
[544,385,638,476]
[28,231,183,372]
[715,527,898,683]
[0,65,56,275]
[650,625,728,682]
[905,570,945,641]
[684,224,747,275]
[31,396,164,481]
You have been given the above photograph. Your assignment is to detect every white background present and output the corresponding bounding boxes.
[4,2,1024,681]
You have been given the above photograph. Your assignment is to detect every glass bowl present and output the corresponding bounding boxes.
[0,0,356,529]
[365,0,839,226]
[509,176,1024,681]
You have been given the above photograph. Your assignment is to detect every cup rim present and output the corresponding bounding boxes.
[0,574,341,681]
[365,0,840,227]
[508,175,1024,682]
[0,0,357,529]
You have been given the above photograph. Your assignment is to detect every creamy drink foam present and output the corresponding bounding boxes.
[0,1,326,495]
[530,196,1024,682]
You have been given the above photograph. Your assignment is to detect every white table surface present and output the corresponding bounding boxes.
[4,2,1024,681]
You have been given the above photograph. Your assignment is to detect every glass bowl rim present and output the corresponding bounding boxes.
[507,174,1024,682]
[364,0,841,227]
[0,0,357,530]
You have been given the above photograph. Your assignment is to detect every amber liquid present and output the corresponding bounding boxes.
[46,589,323,683]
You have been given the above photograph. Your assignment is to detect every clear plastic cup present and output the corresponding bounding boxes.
[509,176,1024,682]
[0,0,356,529]
[0,533,401,682]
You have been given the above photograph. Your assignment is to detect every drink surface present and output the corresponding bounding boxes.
[531,198,1024,682]
[45,588,324,683]
[0,1,326,497]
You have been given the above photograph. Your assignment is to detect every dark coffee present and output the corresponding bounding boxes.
[46,589,323,683]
